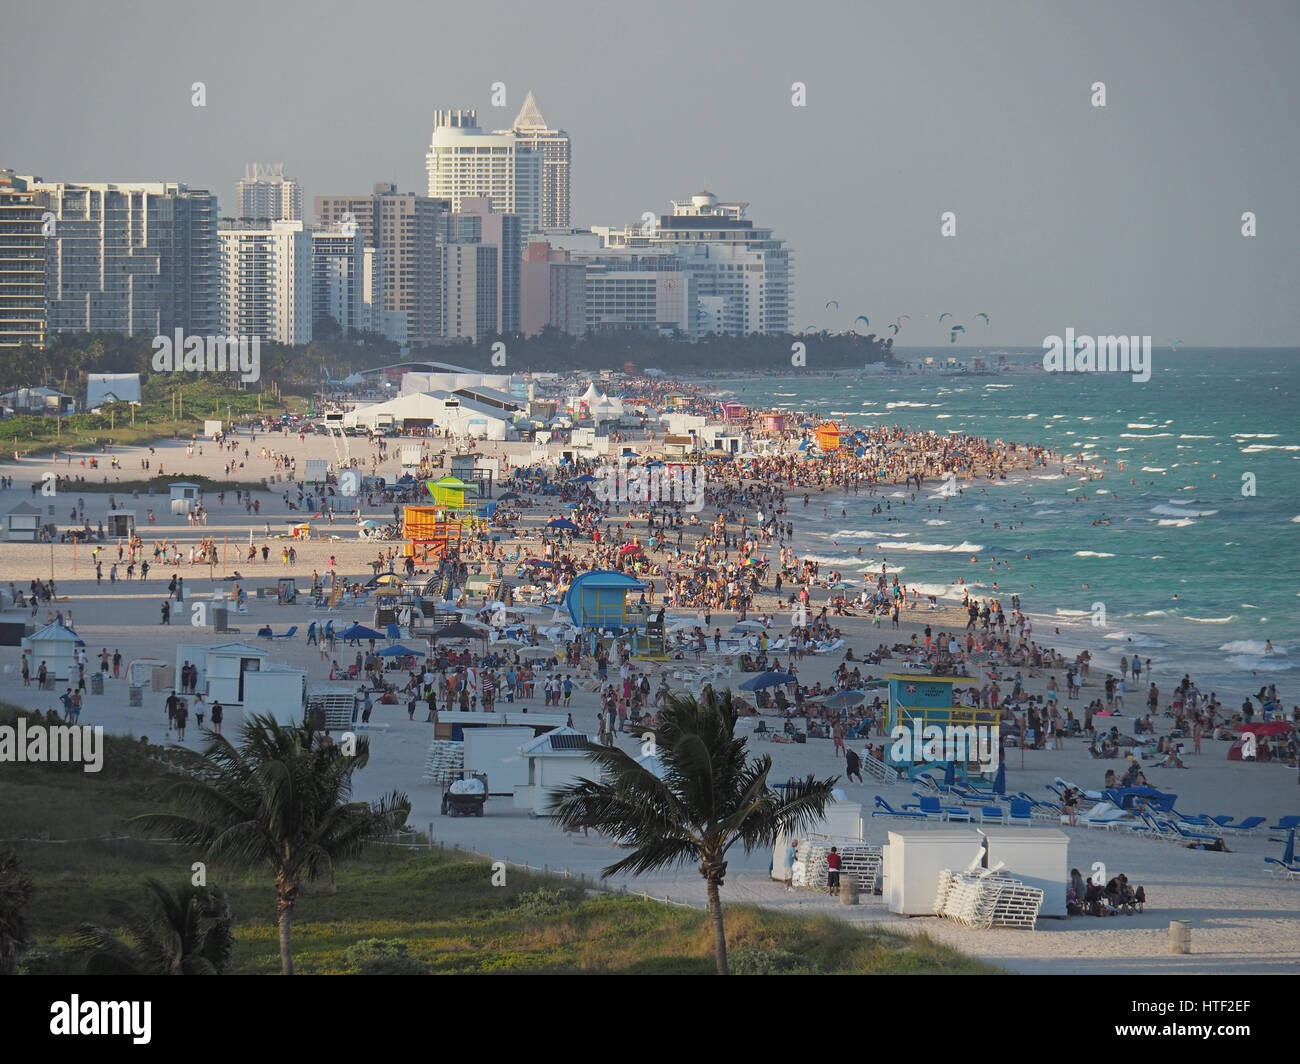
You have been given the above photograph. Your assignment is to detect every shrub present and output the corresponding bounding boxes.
[357,955,427,975]
[728,946,821,975]
[512,887,582,917]
[342,938,408,968]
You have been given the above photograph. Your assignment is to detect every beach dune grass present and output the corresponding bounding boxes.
[0,706,997,975]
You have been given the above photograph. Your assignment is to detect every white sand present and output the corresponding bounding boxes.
[2,431,1297,974]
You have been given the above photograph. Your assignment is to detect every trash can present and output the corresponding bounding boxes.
[128,685,143,707]
[1170,920,1191,954]
[212,606,228,631]
[839,876,859,906]
[90,673,104,695]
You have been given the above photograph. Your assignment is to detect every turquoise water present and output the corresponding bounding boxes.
[706,348,1299,701]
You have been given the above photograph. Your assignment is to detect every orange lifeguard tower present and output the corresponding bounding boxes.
[814,422,843,452]
[401,506,463,562]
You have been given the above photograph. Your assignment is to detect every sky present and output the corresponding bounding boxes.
[3,0,1297,347]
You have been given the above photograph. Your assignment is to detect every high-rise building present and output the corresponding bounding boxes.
[217,219,312,345]
[311,224,365,337]
[237,163,302,222]
[19,177,219,338]
[426,110,542,233]
[496,92,571,229]
[0,171,47,350]
[441,242,497,343]
[546,231,692,335]
[315,184,446,346]
[521,241,586,337]
[443,197,520,336]
[599,191,793,336]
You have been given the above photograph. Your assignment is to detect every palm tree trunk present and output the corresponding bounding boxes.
[706,879,728,975]
[276,873,299,975]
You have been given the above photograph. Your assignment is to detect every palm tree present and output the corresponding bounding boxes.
[549,686,837,974]
[75,879,235,975]
[135,713,410,975]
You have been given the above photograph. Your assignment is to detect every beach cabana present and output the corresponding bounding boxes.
[173,642,272,705]
[3,500,43,542]
[21,622,83,682]
[169,481,202,515]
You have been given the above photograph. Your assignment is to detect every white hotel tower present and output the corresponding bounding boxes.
[425,109,541,234]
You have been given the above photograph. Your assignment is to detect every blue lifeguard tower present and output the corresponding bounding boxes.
[884,672,997,781]
[565,570,663,656]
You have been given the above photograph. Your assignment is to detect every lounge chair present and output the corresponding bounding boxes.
[1269,816,1300,832]
[1008,799,1033,827]
[1264,857,1300,880]
[905,794,972,822]
[1174,814,1215,828]
[1210,815,1261,834]
[872,796,928,820]
[386,623,402,640]
[274,625,298,639]
[1158,818,1220,843]
[977,806,1007,825]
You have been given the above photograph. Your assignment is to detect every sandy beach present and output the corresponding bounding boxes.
[2,426,1297,975]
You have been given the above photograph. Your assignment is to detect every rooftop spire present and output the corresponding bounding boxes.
[513,91,547,131]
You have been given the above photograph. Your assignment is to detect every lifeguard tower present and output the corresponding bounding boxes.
[884,673,997,781]
[401,506,463,564]
[427,475,478,513]
[565,570,667,657]
[814,423,844,452]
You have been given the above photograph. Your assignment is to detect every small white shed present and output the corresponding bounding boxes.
[21,622,84,682]
[242,665,307,725]
[175,642,270,705]
[4,500,43,542]
[169,481,202,515]
[512,726,594,813]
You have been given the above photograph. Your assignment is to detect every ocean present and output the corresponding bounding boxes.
[703,347,1299,703]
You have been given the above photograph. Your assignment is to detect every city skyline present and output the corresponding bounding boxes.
[2,0,1297,346]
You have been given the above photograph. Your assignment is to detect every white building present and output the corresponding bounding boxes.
[495,92,571,228]
[441,241,497,342]
[236,163,302,222]
[218,219,313,345]
[599,191,793,336]
[425,109,542,233]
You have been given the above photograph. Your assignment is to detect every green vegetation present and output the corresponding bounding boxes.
[551,686,839,974]
[0,704,999,976]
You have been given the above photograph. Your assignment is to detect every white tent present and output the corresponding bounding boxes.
[579,383,625,426]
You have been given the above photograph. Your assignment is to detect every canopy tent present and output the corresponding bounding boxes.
[430,621,489,643]
[379,644,426,657]
[338,623,385,643]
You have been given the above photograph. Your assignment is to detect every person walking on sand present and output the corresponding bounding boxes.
[785,838,799,892]
[174,699,188,742]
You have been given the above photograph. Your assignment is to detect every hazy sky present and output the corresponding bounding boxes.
[4,0,1297,346]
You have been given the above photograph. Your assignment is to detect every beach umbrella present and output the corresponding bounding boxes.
[943,760,956,786]
[828,581,855,590]
[862,678,889,689]
[619,543,642,554]
[431,621,489,643]
[1283,829,1296,866]
[338,623,384,642]
[379,644,424,658]
[738,670,797,691]
[824,690,865,710]
[1236,721,1292,737]
[570,474,596,483]
[991,761,1007,796]
[547,518,579,530]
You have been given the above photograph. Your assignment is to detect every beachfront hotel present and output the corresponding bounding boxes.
[217,219,313,345]
[425,110,543,235]
[494,92,571,229]
[0,171,47,350]
[15,176,219,339]
[597,191,793,336]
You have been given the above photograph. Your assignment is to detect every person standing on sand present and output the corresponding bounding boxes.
[211,700,223,734]
[785,838,799,892]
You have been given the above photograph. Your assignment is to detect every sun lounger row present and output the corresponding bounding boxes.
[935,869,1043,930]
